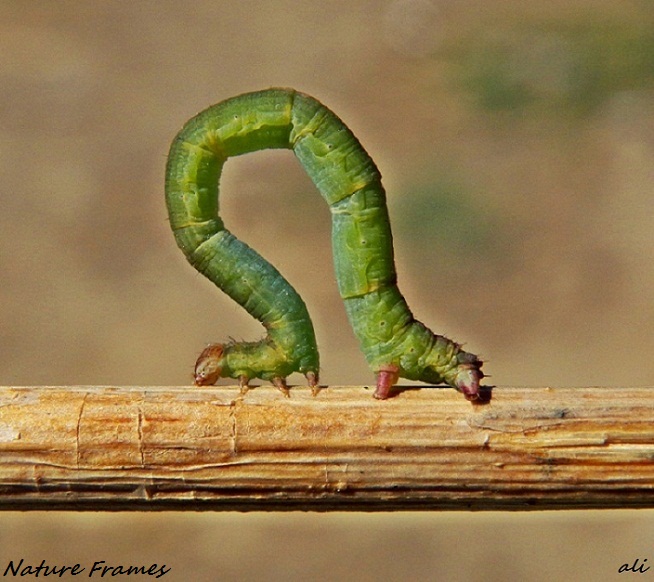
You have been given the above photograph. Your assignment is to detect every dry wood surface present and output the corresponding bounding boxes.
[0,385,652,510]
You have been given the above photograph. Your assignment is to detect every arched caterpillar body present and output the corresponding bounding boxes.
[165,88,483,400]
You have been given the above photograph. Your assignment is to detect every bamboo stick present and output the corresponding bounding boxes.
[0,385,652,510]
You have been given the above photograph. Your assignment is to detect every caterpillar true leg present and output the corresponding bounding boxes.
[166,88,483,400]
[272,377,290,397]
[238,375,250,395]
[305,371,319,396]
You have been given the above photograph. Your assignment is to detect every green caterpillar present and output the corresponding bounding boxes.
[165,88,483,400]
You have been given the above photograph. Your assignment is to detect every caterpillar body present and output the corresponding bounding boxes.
[165,88,483,400]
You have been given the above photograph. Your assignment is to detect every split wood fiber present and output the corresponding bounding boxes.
[0,385,652,510]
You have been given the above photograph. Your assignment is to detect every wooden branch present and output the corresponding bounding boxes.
[0,385,653,510]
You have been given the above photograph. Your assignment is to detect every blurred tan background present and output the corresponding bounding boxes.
[1,1,653,580]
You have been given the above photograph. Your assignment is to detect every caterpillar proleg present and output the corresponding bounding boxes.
[165,89,483,400]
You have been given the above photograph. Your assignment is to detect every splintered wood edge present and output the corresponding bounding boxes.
[0,385,652,510]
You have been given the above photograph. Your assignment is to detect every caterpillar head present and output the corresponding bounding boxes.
[194,343,225,386]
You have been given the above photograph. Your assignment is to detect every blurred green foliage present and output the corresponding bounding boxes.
[394,174,504,276]
[443,19,654,116]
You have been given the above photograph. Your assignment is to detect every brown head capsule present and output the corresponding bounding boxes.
[194,344,224,386]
